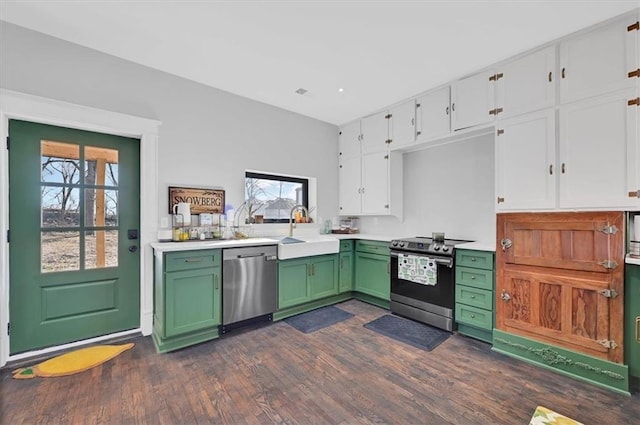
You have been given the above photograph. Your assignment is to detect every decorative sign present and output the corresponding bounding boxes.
[168,186,225,215]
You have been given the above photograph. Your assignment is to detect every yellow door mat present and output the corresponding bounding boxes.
[529,405,584,425]
[12,343,134,379]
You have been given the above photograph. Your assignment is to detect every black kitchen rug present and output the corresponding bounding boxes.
[284,305,354,334]
[363,314,450,352]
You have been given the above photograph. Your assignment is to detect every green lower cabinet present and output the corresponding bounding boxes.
[278,254,339,309]
[339,251,354,293]
[625,264,640,380]
[153,249,222,354]
[354,251,390,301]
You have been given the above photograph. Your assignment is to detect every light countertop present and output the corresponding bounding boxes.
[151,237,279,253]
[455,241,496,252]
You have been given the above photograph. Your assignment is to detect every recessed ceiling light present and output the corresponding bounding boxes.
[338,88,344,93]
[295,88,308,95]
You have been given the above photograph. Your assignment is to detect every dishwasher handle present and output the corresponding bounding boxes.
[236,253,277,261]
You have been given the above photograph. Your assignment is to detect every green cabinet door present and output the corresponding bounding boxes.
[278,258,311,308]
[164,266,221,337]
[339,251,354,293]
[355,252,390,300]
[625,264,640,379]
[310,255,339,299]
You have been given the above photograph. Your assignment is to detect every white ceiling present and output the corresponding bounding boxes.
[1,1,638,125]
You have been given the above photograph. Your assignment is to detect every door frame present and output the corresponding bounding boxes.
[0,89,161,367]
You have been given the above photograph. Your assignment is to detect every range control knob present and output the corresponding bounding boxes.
[392,241,398,247]
[399,242,406,248]
[442,246,449,252]
[433,245,440,251]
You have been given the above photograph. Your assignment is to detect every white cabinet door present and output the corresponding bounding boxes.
[389,100,416,148]
[495,109,556,211]
[416,86,451,140]
[496,46,556,119]
[559,16,638,104]
[361,152,389,214]
[338,156,362,215]
[338,120,361,159]
[451,70,495,130]
[361,111,389,154]
[558,89,639,209]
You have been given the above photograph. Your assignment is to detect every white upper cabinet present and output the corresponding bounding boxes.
[495,46,556,119]
[416,86,451,141]
[558,88,639,209]
[559,15,638,104]
[338,120,361,159]
[361,111,390,154]
[388,100,416,148]
[451,70,496,130]
[495,109,556,211]
[361,152,390,215]
[338,155,363,216]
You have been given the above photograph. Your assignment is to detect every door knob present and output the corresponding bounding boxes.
[129,245,138,253]
[501,238,512,251]
[501,290,512,301]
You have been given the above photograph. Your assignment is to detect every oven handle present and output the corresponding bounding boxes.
[390,251,454,268]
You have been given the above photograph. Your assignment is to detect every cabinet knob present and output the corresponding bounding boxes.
[562,163,566,174]
[451,103,455,112]
[470,295,476,299]
[470,314,476,318]
[445,106,449,115]
[549,164,553,175]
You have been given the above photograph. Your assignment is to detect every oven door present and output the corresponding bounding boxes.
[390,251,455,309]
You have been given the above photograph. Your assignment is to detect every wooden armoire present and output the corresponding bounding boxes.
[496,212,625,363]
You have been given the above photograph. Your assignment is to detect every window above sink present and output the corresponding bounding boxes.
[245,171,309,224]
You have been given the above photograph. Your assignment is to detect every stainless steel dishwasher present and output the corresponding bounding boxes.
[222,245,278,332]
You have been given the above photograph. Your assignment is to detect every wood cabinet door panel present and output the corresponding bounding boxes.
[502,212,623,273]
[497,212,624,363]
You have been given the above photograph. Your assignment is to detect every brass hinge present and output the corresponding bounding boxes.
[628,190,640,198]
[598,260,618,270]
[385,113,392,119]
[600,225,618,235]
[628,21,640,32]
[629,69,640,78]
[416,103,421,108]
[497,196,505,204]
[597,339,618,350]
[629,97,640,106]
[489,108,504,115]
[384,154,389,159]
[385,139,392,144]
[489,74,497,81]
[597,289,619,298]
[489,73,503,81]
[497,129,504,136]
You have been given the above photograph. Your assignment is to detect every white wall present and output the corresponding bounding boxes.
[0,22,339,222]
[358,134,496,244]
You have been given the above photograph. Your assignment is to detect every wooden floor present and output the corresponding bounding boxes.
[2,300,639,424]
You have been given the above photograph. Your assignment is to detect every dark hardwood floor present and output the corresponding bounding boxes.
[2,300,639,424]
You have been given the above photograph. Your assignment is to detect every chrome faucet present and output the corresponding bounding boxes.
[289,204,309,237]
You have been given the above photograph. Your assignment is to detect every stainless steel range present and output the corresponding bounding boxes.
[389,235,471,331]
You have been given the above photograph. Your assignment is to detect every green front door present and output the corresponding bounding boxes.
[9,120,141,354]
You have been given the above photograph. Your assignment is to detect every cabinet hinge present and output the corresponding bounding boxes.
[628,190,640,198]
[416,103,421,108]
[7,322,10,336]
[597,289,619,298]
[384,154,389,159]
[385,139,392,144]
[628,98,640,106]
[598,260,618,270]
[599,225,618,235]
[5,136,9,150]
[6,230,9,243]
[489,108,504,116]
[384,204,389,209]
[628,21,640,32]
[597,339,618,350]
[385,114,392,119]
[496,73,504,80]
[497,196,505,204]
[496,129,504,136]
[489,74,497,81]
[629,69,640,78]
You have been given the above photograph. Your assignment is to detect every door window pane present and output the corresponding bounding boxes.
[41,231,80,272]
[41,187,80,227]
[41,141,80,184]
[85,230,118,269]
[85,189,118,227]
[85,146,118,186]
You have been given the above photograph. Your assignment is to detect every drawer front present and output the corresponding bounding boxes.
[456,250,494,270]
[455,266,494,290]
[455,285,493,310]
[340,240,354,252]
[165,249,221,272]
[356,240,390,255]
[455,303,492,330]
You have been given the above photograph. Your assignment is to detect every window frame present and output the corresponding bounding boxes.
[245,171,309,224]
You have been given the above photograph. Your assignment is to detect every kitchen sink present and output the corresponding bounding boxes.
[277,235,339,259]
